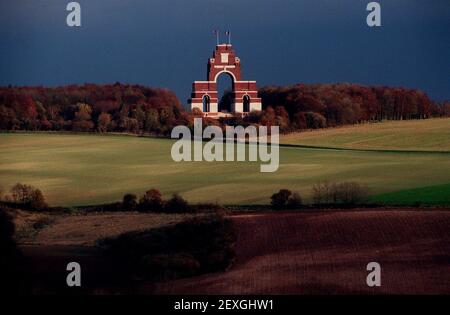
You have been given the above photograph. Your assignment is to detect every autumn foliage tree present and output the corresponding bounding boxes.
[138,189,164,212]
[0,83,446,135]
[256,83,443,131]
[97,112,113,133]
[73,103,94,131]
[10,183,47,210]
[0,83,185,135]
[271,189,292,207]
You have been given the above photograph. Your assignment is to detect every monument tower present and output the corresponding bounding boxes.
[188,34,262,118]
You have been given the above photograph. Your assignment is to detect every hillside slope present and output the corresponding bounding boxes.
[2,133,450,206]
[153,210,450,294]
[281,118,450,151]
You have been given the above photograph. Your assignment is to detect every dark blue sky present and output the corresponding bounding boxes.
[1,0,449,102]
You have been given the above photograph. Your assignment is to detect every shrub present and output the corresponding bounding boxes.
[122,193,137,211]
[312,181,368,205]
[334,182,369,205]
[287,192,303,208]
[164,193,189,213]
[312,182,333,204]
[99,215,235,281]
[29,189,47,210]
[138,189,163,212]
[271,189,292,208]
[11,183,32,203]
[10,183,47,210]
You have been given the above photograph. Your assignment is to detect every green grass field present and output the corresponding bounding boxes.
[369,183,450,206]
[281,118,450,151]
[1,130,449,206]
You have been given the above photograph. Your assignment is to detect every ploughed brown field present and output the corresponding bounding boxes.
[153,210,450,294]
[19,209,450,294]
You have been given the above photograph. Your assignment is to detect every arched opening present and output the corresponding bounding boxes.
[243,95,250,112]
[216,72,234,112]
[202,95,210,112]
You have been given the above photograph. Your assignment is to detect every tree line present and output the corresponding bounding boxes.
[1,83,448,135]
[0,83,190,135]
[251,83,450,132]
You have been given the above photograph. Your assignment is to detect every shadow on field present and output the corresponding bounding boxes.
[9,209,450,295]
[18,215,236,294]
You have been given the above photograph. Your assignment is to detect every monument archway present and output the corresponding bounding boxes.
[243,94,250,113]
[202,95,211,112]
[188,43,262,118]
[216,71,234,112]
